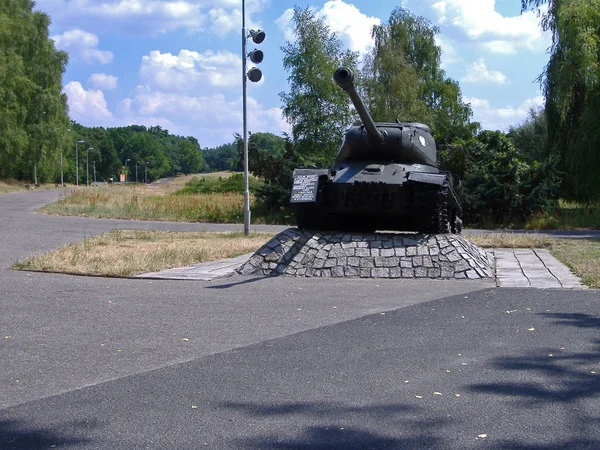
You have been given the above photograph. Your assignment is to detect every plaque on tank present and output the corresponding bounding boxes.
[291,173,320,202]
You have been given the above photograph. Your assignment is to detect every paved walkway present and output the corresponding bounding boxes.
[137,247,585,289]
[493,248,584,289]
[135,253,254,281]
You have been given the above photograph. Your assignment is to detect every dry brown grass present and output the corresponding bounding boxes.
[0,179,71,194]
[467,232,600,288]
[38,183,247,223]
[465,233,555,249]
[12,229,275,277]
[36,172,253,223]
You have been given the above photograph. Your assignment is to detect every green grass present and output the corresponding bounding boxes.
[175,173,263,195]
[523,200,600,230]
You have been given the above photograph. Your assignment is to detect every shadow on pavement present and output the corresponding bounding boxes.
[0,419,91,449]
[205,275,268,289]
[220,401,448,449]
[469,312,600,450]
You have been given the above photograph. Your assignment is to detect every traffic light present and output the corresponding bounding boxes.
[246,29,265,83]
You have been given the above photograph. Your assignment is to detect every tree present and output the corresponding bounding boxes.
[279,6,359,167]
[522,0,600,202]
[507,107,548,163]
[177,138,204,175]
[235,132,300,210]
[202,143,241,172]
[362,7,477,152]
[460,130,559,226]
[0,0,71,182]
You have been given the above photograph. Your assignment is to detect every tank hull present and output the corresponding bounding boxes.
[291,166,463,234]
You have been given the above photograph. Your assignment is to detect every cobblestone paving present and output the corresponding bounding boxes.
[239,229,494,279]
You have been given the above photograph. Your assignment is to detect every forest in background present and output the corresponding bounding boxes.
[1,1,598,226]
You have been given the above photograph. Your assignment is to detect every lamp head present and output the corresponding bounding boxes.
[249,29,265,44]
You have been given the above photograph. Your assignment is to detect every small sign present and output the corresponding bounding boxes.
[120,173,126,182]
[290,174,320,203]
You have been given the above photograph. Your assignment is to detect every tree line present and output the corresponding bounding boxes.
[66,122,204,184]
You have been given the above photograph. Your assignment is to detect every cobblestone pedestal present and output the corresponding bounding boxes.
[238,229,494,279]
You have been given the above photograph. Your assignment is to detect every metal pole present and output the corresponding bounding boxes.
[60,151,63,187]
[86,150,89,186]
[93,161,96,185]
[34,163,37,185]
[242,0,250,235]
[136,161,138,183]
[76,141,79,186]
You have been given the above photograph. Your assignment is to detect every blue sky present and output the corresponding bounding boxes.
[34,0,551,148]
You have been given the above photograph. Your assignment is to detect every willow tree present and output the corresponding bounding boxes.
[362,8,477,152]
[279,6,359,167]
[522,0,600,202]
[0,0,71,182]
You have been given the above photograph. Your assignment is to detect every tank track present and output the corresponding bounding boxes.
[426,183,451,234]
[422,180,462,235]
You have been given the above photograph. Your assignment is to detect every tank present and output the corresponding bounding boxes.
[289,67,463,234]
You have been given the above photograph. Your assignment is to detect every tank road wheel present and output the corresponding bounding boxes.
[451,212,463,235]
[425,184,451,234]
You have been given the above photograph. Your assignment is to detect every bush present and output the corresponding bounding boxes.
[175,173,263,195]
[457,131,560,227]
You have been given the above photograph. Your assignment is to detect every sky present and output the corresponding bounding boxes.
[34,0,551,149]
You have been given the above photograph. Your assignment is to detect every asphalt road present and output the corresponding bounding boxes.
[1,189,600,449]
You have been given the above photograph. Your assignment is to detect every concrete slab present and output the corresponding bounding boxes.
[135,253,254,281]
[493,248,585,289]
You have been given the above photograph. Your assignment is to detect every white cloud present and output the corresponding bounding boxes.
[276,1,380,55]
[316,0,380,55]
[37,0,268,37]
[140,49,241,91]
[64,81,113,122]
[465,95,544,130]
[52,29,113,64]
[275,8,295,42]
[430,0,547,54]
[88,73,118,90]
[208,8,241,38]
[461,58,508,84]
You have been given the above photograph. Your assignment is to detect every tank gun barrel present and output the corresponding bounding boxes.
[334,67,383,144]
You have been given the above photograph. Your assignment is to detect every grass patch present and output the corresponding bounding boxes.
[11,229,275,277]
[0,179,69,194]
[38,183,247,223]
[523,200,600,230]
[468,233,600,288]
[36,173,286,224]
[175,173,263,195]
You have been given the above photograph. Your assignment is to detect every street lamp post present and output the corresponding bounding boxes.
[135,161,138,183]
[93,160,96,185]
[75,140,84,186]
[241,0,266,235]
[86,147,93,186]
[125,158,130,182]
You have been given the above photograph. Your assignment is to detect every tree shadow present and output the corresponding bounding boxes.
[0,419,91,449]
[219,400,449,449]
[469,312,600,449]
